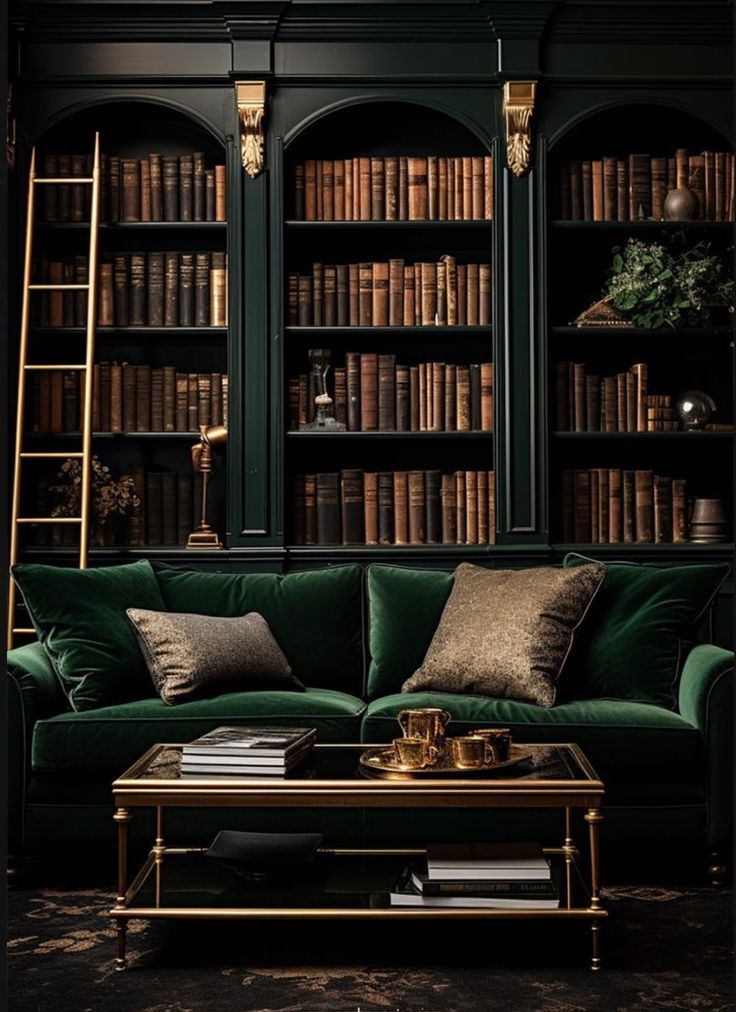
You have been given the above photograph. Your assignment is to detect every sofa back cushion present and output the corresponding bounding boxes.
[562,553,730,708]
[367,565,453,698]
[11,560,166,712]
[154,565,365,695]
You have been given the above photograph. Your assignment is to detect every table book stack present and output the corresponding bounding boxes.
[180,726,316,778]
[391,843,559,908]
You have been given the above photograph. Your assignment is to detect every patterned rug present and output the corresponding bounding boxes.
[8,882,732,1011]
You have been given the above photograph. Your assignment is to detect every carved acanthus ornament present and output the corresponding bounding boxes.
[235,81,266,178]
[503,81,537,178]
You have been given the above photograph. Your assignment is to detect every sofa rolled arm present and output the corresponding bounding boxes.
[678,644,734,856]
[8,641,68,722]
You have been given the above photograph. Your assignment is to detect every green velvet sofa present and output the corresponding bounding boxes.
[7,561,733,870]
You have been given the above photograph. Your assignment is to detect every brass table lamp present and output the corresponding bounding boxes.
[187,424,227,549]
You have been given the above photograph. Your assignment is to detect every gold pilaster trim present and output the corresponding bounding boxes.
[503,81,537,177]
[235,81,266,178]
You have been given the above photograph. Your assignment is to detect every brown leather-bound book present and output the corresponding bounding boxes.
[586,374,600,432]
[393,471,409,545]
[440,473,456,543]
[304,474,317,545]
[304,160,316,221]
[573,469,591,543]
[113,256,129,326]
[161,156,179,221]
[359,158,371,221]
[62,262,75,325]
[297,275,311,326]
[197,373,212,427]
[484,155,493,220]
[455,157,465,220]
[73,255,88,326]
[222,373,229,426]
[360,352,378,431]
[447,157,455,220]
[650,156,667,220]
[398,156,409,220]
[210,252,227,326]
[97,262,114,327]
[628,154,651,220]
[418,363,428,431]
[105,155,119,222]
[386,259,404,327]
[427,156,439,220]
[616,159,628,221]
[330,366,346,427]
[479,264,492,326]
[194,253,211,327]
[335,264,348,327]
[187,373,198,431]
[309,263,322,326]
[163,365,177,431]
[615,373,626,432]
[629,362,648,431]
[321,160,334,221]
[560,469,574,542]
[688,155,705,219]
[348,159,358,220]
[408,471,426,544]
[340,469,364,545]
[466,263,479,326]
[287,273,299,325]
[148,153,162,221]
[316,473,340,544]
[601,375,616,432]
[469,363,481,430]
[378,156,396,222]
[422,469,441,545]
[470,157,483,219]
[634,470,654,543]
[654,475,673,543]
[672,479,688,542]
[569,161,582,221]
[475,469,488,543]
[323,265,337,327]
[409,365,420,431]
[438,157,448,220]
[555,362,570,430]
[454,471,466,543]
[666,156,677,193]
[135,364,151,431]
[714,151,725,222]
[674,147,689,188]
[465,470,478,544]
[395,364,410,432]
[581,161,592,220]
[121,159,140,222]
[179,154,193,222]
[590,469,599,543]
[704,151,714,221]
[333,159,345,221]
[591,160,603,221]
[602,157,617,220]
[175,372,188,431]
[70,154,87,222]
[343,159,353,220]
[377,472,394,545]
[431,362,445,431]
[442,255,457,326]
[293,162,305,219]
[358,263,373,325]
[177,253,193,327]
[150,368,164,430]
[378,353,396,431]
[163,252,179,327]
[607,468,623,543]
[291,475,306,544]
[420,262,436,325]
[444,363,456,431]
[214,164,227,222]
[146,252,164,326]
[139,158,152,222]
[727,153,734,221]
[363,472,379,546]
[403,265,415,326]
[370,157,385,220]
[119,363,135,433]
[598,467,609,543]
[348,263,360,325]
[487,469,496,544]
[456,365,471,431]
[559,162,570,220]
[436,261,447,326]
[294,375,307,429]
[109,362,123,433]
[372,261,389,326]
[624,372,636,432]
[480,362,493,432]
[408,157,428,220]
[346,352,360,431]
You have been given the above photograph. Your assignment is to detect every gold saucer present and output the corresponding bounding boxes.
[358,742,533,780]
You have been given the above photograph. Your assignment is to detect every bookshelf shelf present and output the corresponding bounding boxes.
[287,430,493,439]
[285,220,493,230]
[550,220,732,231]
[286,326,492,336]
[552,431,733,440]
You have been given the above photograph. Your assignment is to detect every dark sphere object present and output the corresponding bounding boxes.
[663,186,699,221]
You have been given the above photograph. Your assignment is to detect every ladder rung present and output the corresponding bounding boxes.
[28,284,90,291]
[20,452,85,459]
[34,177,94,185]
[15,517,83,524]
[24,364,88,371]
[12,629,37,636]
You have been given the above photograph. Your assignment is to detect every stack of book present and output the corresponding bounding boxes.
[561,468,688,544]
[293,155,494,221]
[39,151,227,223]
[390,843,559,909]
[180,726,317,778]
[558,147,735,222]
[287,257,491,327]
[292,469,496,546]
[290,356,493,433]
[555,361,679,432]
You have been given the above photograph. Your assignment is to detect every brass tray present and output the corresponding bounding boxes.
[359,743,533,780]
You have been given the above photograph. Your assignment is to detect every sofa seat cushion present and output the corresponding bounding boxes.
[361,692,704,804]
[32,688,366,772]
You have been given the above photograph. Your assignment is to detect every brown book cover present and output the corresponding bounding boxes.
[310,262,323,327]
[403,265,415,326]
[714,151,725,222]
[385,157,398,221]
[113,256,129,327]
[569,161,582,221]
[162,156,179,221]
[630,362,648,431]
[151,367,164,430]
[420,262,436,326]
[149,153,162,221]
[436,261,447,326]
[197,373,211,427]
[469,156,483,220]
[408,471,426,544]
[590,469,600,543]
[601,375,617,432]
[164,252,179,327]
[431,362,445,431]
[625,372,637,432]
[340,469,364,545]
[368,157,383,220]
[304,160,316,221]
[163,365,177,431]
[442,363,456,432]
[106,155,120,223]
[455,471,466,544]
[441,255,457,326]
[378,472,394,544]
[615,372,626,431]
[348,263,360,325]
[572,363,586,432]
[487,470,496,544]
[408,157,428,220]
[409,365,420,431]
[427,156,439,220]
[351,159,361,221]
[323,264,337,327]
[462,156,473,221]
[440,473,456,544]
[304,474,317,545]
[346,352,360,431]
[437,157,448,221]
[140,158,152,222]
[675,148,689,188]
[608,468,623,543]
[398,156,409,220]
[456,264,467,325]
[591,160,604,220]
[476,469,488,543]
[359,158,371,221]
[424,470,442,544]
[454,157,463,220]
[358,262,373,325]
[316,473,340,544]
[616,159,629,221]
[396,364,410,432]
[667,156,677,192]
[175,372,188,431]
[179,154,193,222]
[573,469,591,542]
[147,252,164,326]
[393,471,409,545]
[654,475,673,543]
[334,366,348,426]
[466,263,479,326]
[484,156,493,220]
[135,364,151,431]
[378,353,396,431]
[210,252,227,327]
[672,479,688,543]
[187,373,198,431]
[479,264,492,326]
[177,253,193,326]
[297,275,311,326]
[321,160,334,221]
[480,362,493,432]
[335,263,348,327]
[598,467,609,543]
[688,155,705,219]
[214,164,227,222]
[651,156,667,220]
[465,470,478,544]
[70,154,87,222]
[456,365,471,431]
[97,262,114,327]
[372,261,389,326]
[628,153,651,220]
[109,362,123,433]
[447,158,455,220]
[363,472,379,546]
[586,374,600,432]
[418,363,428,431]
[635,470,654,543]
[387,258,404,327]
[191,152,205,222]
[121,159,141,222]
[602,156,617,220]
[360,352,378,431]
[333,158,345,221]
[581,161,592,219]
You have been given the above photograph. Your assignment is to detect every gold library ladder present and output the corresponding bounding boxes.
[8,132,101,648]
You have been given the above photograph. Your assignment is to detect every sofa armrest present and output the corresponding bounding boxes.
[678,644,734,854]
[7,642,69,853]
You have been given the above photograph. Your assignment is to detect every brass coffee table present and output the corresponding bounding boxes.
[111,742,606,970]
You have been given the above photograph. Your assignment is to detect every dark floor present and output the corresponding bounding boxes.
[7,857,733,1012]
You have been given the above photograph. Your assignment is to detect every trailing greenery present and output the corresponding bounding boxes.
[604,238,734,329]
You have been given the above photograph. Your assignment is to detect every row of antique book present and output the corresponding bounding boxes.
[287,257,492,328]
[561,469,687,544]
[28,366,228,434]
[558,149,736,222]
[33,468,200,548]
[555,361,675,432]
[32,253,228,328]
[288,356,494,433]
[291,469,496,546]
[38,152,227,223]
[293,155,494,222]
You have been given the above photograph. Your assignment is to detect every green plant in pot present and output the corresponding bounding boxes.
[603,238,734,329]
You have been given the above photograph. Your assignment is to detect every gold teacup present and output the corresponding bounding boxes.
[450,735,495,769]
[398,707,451,749]
[393,736,440,769]
[469,727,512,762]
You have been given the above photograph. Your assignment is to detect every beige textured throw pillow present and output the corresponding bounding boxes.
[127,609,304,704]
[402,562,605,707]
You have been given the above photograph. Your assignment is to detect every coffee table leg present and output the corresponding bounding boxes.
[584,807,604,971]
[562,807,575,909]
[154,806,165,907]
[113,807,132,969]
